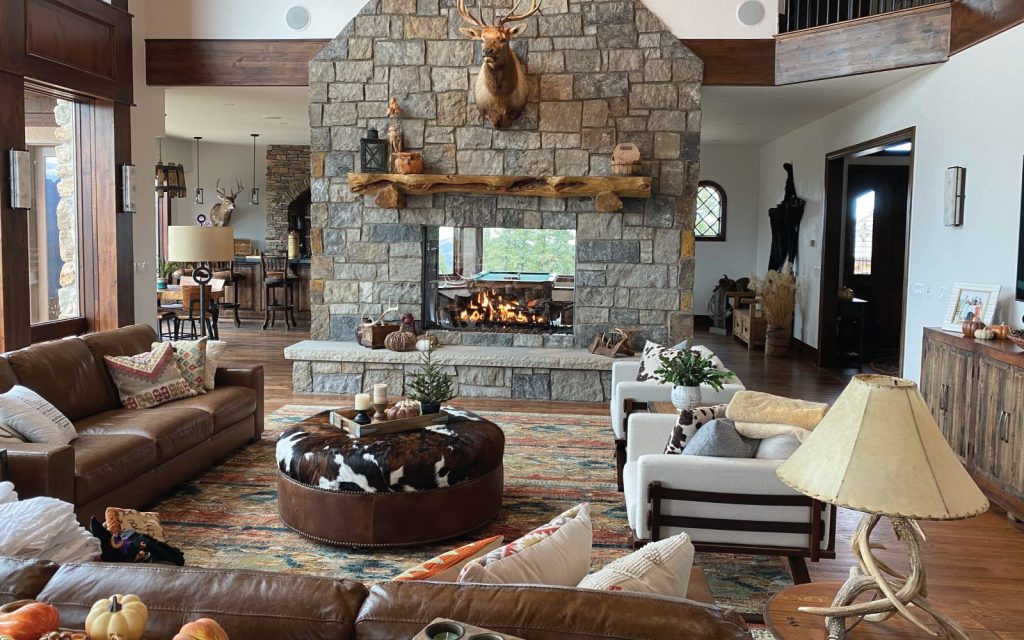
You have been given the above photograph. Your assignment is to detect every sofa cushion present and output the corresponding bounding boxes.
[36,563,368,640]
[0,358,19,394]
[82,324,161,410]
[6,338,118,421]
[0,556,58,605]
[73,434,159,505]
[75,408,214,463]
[161,387,258,431]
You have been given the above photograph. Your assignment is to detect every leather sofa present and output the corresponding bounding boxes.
[0,556,751,640]
[0,325,263,523]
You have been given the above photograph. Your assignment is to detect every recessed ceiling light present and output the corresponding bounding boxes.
[285,6,311,32]
[737,0,766,27]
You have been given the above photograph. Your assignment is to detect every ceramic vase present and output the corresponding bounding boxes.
[671,385,701,411]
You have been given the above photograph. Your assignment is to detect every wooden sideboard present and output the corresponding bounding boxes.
[920,328,1024,521]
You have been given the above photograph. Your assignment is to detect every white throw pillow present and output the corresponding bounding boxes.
[0,386,76,444]
[458,503,593,587]
[755,434,802,459]
[578,533,694,598]
[204,340,227,390]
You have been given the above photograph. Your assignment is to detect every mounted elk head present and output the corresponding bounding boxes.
[458,0,542,129]
[210,179,244,227]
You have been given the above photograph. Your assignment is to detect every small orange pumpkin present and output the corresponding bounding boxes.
[0,601,60,640]
[172,618,229,640]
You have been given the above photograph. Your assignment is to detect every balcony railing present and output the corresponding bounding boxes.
[779,0,945,33]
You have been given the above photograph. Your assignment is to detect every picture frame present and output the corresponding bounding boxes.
[942,282,1001,331]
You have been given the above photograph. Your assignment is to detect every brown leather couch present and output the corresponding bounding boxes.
[0,556,751,639]
[0,324,263,523]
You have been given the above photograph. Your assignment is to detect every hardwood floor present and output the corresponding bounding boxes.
[215,322,1024,635]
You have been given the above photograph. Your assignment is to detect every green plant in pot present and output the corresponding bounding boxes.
[157,261,179,290]
[655,350,733,411]
[407,347,455,414]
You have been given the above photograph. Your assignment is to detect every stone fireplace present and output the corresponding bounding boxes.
[265,144,311,254]
[288,0,703,400]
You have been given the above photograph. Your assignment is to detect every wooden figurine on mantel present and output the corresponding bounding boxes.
[611,143,642,176]
[589,328,640,358]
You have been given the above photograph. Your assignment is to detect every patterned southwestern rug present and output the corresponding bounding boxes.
[149,405,793,616]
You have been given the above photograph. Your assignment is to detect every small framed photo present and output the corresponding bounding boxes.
[943,282,1001,331]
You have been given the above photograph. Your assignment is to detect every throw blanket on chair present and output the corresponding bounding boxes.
[725,391,829,443]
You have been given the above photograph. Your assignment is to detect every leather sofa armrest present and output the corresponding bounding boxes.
[0,556,59,605]
[215,365,264,440]
[3,442,75,503]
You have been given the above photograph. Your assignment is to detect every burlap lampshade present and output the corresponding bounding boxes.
[776,374,988,521]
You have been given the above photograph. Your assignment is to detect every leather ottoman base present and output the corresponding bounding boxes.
[277,465,503,548]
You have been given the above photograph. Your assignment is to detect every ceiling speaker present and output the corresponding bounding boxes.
[736,0,766,26]
[285,5,311,31]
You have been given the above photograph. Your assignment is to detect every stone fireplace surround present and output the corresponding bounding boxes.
[288,0,703,401]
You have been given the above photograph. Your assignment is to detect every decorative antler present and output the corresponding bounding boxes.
[497,0,541,26]
[216,178,225,198]
[232,179,244,198]
[457,0,486,28]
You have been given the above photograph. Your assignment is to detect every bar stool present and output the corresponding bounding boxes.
[261,252,296,330]
[211,260,244,327]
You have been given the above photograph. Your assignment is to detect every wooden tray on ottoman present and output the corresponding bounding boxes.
[330,407,447,437]
[414,618,525,640]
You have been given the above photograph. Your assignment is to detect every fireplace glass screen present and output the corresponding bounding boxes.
[423,226,575,333]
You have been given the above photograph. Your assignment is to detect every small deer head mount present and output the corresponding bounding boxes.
[458,0,542,129]
[210,179,244,227]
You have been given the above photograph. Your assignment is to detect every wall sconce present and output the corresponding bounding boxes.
[121,163,137,213]
[7,149,31,209]
[945,166,966,227]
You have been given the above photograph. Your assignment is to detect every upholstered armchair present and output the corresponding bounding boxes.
[621,413,835,583]
[610,347,744,490]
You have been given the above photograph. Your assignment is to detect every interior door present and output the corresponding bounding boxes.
[843,164,910,358]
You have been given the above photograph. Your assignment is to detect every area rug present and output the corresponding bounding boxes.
[149,405,792,615]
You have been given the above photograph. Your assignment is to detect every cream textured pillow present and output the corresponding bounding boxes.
[577,533,694,598]
[104,343,197,409]
[204,340,227,390]
[458,503,592,586]
[0,386,77,444]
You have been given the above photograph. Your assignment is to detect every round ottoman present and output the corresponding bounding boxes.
[275,408,504,547]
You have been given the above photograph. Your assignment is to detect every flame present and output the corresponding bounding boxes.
[456,289,547,326]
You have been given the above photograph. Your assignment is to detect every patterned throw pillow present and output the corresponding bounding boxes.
[635,340,690,382]
[393,535,505,582]
[664,404,728,454]
[578,533,694,597]
[153,338,208,395]
[458,503,592,586]
[104,343,197,409]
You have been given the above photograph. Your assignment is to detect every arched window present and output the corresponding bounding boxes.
[695,181,727,241]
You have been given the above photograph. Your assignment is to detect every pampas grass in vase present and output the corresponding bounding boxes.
[751,262,796,356]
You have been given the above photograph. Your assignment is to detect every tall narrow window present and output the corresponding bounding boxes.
[695,181,726,241]
[25,90,82,324]
[852,190,875,275]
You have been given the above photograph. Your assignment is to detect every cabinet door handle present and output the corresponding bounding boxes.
[998,411,1011,444]
[939,384,949,412]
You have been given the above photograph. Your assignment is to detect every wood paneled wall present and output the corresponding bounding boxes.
[146,40,328,86]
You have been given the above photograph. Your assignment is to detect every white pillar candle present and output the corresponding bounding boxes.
[373,383,388,404]
[354,393,371,411]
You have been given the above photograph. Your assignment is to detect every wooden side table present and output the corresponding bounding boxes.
[765,582,1000,639]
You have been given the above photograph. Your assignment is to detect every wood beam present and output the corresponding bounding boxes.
[0,72,32,351]
[681,39,776,86]
[950,0,1024,54]
[146,39,329,86]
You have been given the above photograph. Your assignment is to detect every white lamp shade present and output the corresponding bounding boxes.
[167,226,234,263]
[776,375,989,521]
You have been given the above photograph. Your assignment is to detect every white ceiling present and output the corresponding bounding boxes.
[701,66,933,145]
[164,86,311,146]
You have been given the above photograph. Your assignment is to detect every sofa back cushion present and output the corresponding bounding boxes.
[5,338,118,421]
[355,581,750,640]
[0,556,59,605]
[37,563,368,640]
[0,358,19,394]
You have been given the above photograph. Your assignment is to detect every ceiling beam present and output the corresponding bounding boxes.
[146,39,329,86]
[681,39,776,86]
[950,0,1024,54]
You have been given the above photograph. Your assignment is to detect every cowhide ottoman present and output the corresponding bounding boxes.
[275,408,504,547]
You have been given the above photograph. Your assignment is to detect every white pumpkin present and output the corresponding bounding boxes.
[85,594,148,640]
[974,328,996,340]
[416,338,434,352]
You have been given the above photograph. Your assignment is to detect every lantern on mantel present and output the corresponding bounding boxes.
[360,127,389,173]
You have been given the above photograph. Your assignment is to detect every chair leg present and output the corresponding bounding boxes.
[262,286,271,330]
[785,556,811,585]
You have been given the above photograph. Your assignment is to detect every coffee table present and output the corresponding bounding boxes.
[275,408,504,547]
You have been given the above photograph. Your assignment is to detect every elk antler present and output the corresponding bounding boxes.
[457,0,486,28]
[497,0,542,27]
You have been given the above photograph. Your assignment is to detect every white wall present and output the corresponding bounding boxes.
[647,0,778,39]
[161,138,270,252]
[695,145,762,316]
[755,25,1024,381]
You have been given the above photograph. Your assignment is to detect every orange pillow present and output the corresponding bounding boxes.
[393,535,504,582]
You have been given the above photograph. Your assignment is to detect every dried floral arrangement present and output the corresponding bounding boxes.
[751,262,797,329]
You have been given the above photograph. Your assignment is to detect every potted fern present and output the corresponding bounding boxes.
[407,347,456,414]
[655,350,733,411]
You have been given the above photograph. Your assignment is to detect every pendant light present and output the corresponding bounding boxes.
[194,136,204,205]
[250,133,260,205]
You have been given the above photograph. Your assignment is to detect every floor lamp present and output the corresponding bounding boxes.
[167,226,234,338]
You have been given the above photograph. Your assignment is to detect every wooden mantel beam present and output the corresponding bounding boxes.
[146,39,329,86]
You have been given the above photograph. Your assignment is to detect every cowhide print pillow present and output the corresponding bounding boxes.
[664,404,729,454]
[635,340,690,382]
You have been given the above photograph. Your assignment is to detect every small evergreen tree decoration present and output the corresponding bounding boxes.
[407,347,456,407]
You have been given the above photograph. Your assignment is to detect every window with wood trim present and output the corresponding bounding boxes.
[695,181,727,241]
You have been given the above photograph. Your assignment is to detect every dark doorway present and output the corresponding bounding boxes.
[819,129,914,372]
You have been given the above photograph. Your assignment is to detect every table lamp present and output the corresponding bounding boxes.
[167,226,234,337]
[776,374,988,640]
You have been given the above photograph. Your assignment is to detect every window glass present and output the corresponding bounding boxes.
[853,190,875,275]
[25,90,81,323]
[695,182,725,240]
[481,228,576,276]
